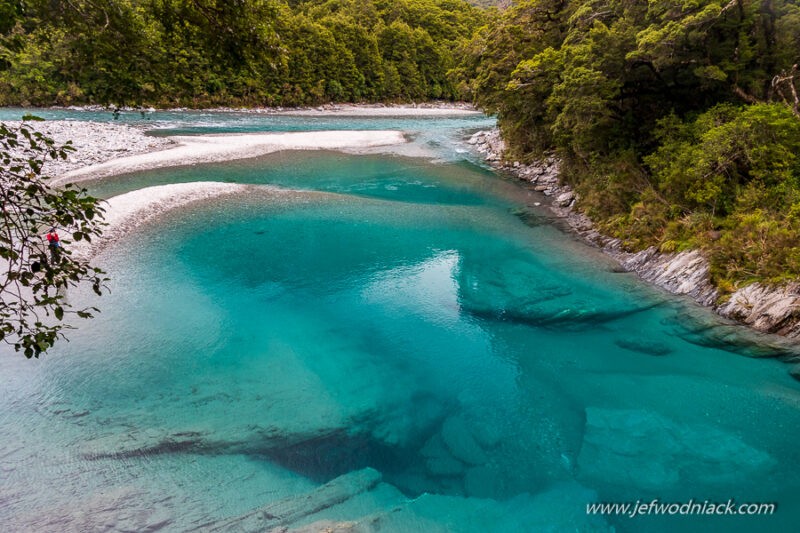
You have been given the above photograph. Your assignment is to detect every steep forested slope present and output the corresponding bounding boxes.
[456,0,800,290]
[0,0,483,106]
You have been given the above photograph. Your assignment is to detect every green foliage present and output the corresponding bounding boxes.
[711,210,800,287]
[0,0,485,106]
[455,0,800,290]
[646,104,800,216]
[0,118,107,358]
[0,0,22,35]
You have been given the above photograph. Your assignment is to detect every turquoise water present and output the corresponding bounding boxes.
[1,112,800,532]
[0,107,495,165]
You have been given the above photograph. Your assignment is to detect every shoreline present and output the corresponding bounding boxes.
[3,101,482,117]
[3,120,176,178]
[1,102,481,182]
[71,182,249,259]
[74,183,343,260]
[469,130,800,350]
[55,130,408,185]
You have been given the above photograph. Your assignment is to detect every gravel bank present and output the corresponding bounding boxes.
[3,120,175,178]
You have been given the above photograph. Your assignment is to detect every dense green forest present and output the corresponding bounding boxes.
[2,0,800,292]
[456,0,800,292]
[0,0,484,106]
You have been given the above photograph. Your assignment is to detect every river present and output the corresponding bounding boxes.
[0,108,798,532]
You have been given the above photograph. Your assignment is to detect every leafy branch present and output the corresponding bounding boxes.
[0,116,108,358]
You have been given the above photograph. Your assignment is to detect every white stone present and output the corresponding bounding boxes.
[554,191,574,207]
[718,282,800,337]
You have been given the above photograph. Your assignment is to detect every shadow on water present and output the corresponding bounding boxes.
[259,432,417,486]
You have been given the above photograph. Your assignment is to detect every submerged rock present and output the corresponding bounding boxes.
[464,465,508,499]
[201,468,382,531]
[426,456,466,477]
[577,407,775,491]
[8,487,174,533]
[421,433,466,477]
[81,428,211,460]
[510,206,549,227]
[440,416,489,466]
[667,310,800,360]
[290,481,613,533]
[614,337,673,356]
[464,300,658,332]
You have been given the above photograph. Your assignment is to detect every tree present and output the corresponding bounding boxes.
[0,117,106,358]
[455,0,800,290]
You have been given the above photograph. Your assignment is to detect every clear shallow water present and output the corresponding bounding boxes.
[85,152,504,204]
[0,107,495,166]
[0,107,495,135]
[1,112,800,532]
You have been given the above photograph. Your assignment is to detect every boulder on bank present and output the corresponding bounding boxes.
[616,249,718,307]
[718,282,800,338]
[467,130,505,162]
[554,191,574,207]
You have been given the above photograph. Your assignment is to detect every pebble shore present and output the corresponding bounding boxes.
[4,120,175,178]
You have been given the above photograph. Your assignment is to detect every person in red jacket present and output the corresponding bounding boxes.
[46,228,61,263]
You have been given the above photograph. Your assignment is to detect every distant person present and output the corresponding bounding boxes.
[46,228,61,263]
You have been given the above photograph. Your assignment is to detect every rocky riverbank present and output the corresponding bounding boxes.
[4,120,175,177]
[468,129,800,349]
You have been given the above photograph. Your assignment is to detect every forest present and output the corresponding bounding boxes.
[2,0,800,291]
[0,0,484,106]
[457,0,800,291]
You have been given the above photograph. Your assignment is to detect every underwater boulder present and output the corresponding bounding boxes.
[577,407,775,491]
[614,337,673,356]
[346,482,614,533]
[200,468,383,531]
[440,415,489,466]
[421,433,467,477]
